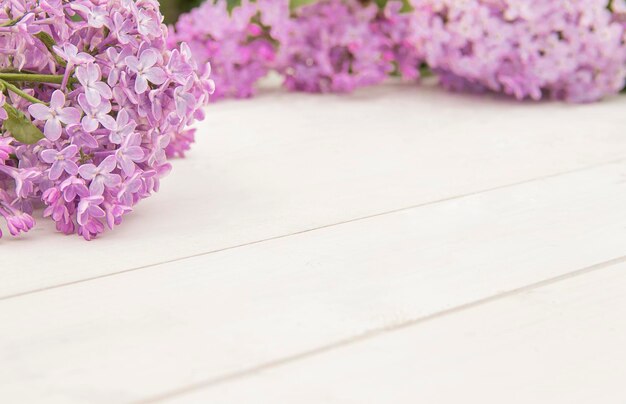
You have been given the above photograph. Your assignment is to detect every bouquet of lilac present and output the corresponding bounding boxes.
[410,0,626,102]
[168,0,420,98]
[171,0,626,102]
[0,0,214,240]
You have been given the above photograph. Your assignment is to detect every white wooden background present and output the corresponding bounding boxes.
[2,79,626,403]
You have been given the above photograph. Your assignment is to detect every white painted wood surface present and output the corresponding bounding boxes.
[1,80,625,403]
[169,258,626,404]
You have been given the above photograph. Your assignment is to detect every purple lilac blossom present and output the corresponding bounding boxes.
[277,0,390,93]
[168,0,282,100]
[0,0,214,240]
[409,0,626,101]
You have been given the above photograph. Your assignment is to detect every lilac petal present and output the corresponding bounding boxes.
[64,160,79,176]
[74,132,99,149]
[125,56,140,72]
[100,116,117,131]
[78,164,98,180]
[60,144,78,158]
[85,87,102,107]
[119,156,135,176]
[98,114,116,129]
[58,107,81,124]
[82,116,99,132]
[75,65,89,84]
[104,173,122,187]
[49,161,64,180]
[126,146,144,161]
[134,75,148,93]
[44,118,62,141]
[117,109,130,126]
[108,69,120,87]
[145,67,167,85]
[89,177,105,195]
[40,149,58,164]
[100,155,117,172]
[88,204,106,218]
[95,82,113,99]
[50,90,65,109]
[140,50,159,68]
[28,103,51,120]
[88,63,100,82]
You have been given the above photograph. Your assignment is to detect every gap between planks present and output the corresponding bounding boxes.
[2,155,626,303]
[137,254,626,403]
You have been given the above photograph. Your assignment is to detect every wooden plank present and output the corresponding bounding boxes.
[1,161,626,402]
[2,82,626,298]
[170,259,626,404]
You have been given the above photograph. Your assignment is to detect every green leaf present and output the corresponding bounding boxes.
[2,104,44,145]
[289,0,316,10]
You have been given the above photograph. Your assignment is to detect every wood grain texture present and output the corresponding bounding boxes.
[170,260,626,404]
[1,160,626,403]
[3,81,626,298]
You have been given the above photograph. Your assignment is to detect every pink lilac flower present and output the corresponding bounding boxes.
[410,0,626,102]
[0,0,213,240]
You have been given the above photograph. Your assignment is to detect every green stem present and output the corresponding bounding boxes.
[0,73,66,84]
[0,79,47,105]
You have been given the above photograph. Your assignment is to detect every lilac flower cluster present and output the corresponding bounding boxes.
[410,0,626,102]
[168,0,420,97]
[171,0,626,102]
[168,0,286,100]
[0,0,213,240]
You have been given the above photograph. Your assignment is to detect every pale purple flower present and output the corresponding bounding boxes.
[101,109,136,144]
[28,90,81,141]
[0,138,12,162]
[78,155,122,195]
[116,133,144,176]
[76,194,105,226]
[59,176,89,202]
[106,47,133,86]
[0,93,8,121]
[111,12,135,45]
[410,0,626,101]
[173,79,196,118]
[136,9,161,37]
[76,63,113,106]
[126,49,168,93]
[53,43,95,66]
[40,144,79,180]
[78,94,115,132]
